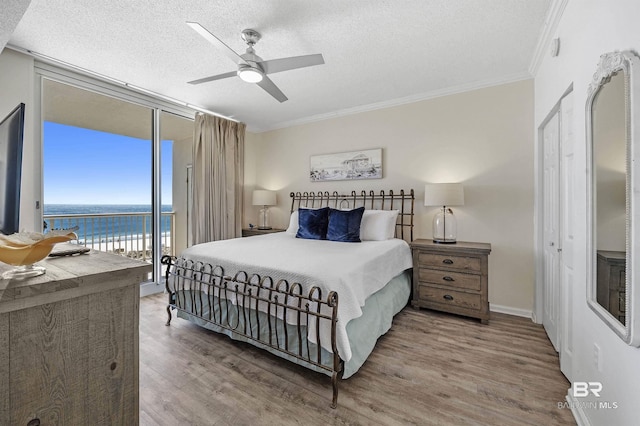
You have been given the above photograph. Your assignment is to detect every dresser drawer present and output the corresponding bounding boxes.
[417,252,481,272]
[417,285,482,311]
[418,269,481,291]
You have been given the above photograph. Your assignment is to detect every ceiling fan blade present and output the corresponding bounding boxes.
[187,71,238,85]
[256,76,288,103]
[260,54,325,74]
[186,22,248,65]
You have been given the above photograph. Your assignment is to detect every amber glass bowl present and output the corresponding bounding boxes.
[0,233,77,279]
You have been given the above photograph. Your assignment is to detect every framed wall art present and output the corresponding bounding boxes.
[310,148,382,182]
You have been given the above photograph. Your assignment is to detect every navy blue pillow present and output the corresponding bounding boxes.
[296,207,330,240]
[327,207,365,243]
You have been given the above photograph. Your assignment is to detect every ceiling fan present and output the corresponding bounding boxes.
[186,22,325,103]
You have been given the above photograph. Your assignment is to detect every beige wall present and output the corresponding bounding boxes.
[244,79,535,312]
[0,49,37,232]
[243,131,261,227]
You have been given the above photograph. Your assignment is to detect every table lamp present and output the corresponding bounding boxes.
[252,190,277,230]
[424,183,464,243]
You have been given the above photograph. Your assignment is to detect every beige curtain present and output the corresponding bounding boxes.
[191,113,245,244]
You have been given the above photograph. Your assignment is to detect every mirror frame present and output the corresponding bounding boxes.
[586,50,640,346]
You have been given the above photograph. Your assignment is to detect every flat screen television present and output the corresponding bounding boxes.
[0,103,25,235]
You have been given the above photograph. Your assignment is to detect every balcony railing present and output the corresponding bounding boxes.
[43,211,175,262]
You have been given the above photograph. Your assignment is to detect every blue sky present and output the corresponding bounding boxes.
[43,122,172,204]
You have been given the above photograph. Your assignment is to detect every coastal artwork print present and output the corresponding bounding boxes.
[310,148,382,182]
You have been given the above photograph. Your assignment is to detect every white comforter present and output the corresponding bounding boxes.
[173,232,413,362]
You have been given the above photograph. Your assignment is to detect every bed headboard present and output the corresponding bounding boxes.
[289,189,415,242]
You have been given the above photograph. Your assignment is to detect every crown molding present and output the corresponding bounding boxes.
[528,0,569,76]
[251,71,532,133]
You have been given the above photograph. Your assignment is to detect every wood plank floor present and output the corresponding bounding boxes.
[139,293,576,425]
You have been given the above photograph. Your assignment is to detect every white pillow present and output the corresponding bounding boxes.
[286,210,299,234]
[360,210,399,241]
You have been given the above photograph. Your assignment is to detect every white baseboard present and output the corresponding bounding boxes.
[489,303,533,320]
[566,391,590,426]
[531,311,539,324]
[140,281,164,297]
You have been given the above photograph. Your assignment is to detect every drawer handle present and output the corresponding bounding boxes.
[443,294,454,301]
[442,259,454,265]
[442,276,455,282]
[27,419,41,426]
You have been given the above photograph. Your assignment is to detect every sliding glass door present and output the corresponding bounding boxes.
[41,77,191,285]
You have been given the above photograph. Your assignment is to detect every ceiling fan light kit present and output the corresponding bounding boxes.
[237,65,263,83]
[187,22,325,102]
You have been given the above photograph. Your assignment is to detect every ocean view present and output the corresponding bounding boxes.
[44,204,173,216]
[42,122,175,258]
[43,204,173,245]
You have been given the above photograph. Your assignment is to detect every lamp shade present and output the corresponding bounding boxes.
[252,190,276,206]
[424,183,464,207]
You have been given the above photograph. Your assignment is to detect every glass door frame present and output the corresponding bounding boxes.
[35,62,195,285]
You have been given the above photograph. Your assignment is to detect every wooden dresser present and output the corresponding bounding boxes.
[596,250,626,324]
[410,239,491,323]
[0,250,151,425]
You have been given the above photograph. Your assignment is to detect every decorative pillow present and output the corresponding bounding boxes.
[296,207,330,240]
[327,207,365,243]
[286,205,320,234]
[360,210,399,241]
[286,210,299,234]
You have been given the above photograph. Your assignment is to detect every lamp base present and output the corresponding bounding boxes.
[433,238,457,244]
[258,206,271,230]
[433,207,458,244]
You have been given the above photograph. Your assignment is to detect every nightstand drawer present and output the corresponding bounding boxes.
[417,252,481,272]
[418,269,481,291]
[417,285,482,310]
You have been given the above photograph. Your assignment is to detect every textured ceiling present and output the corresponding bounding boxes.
[0,0,31,51]
[9,0,551,132]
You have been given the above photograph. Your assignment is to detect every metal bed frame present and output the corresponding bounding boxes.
[162,189,414,408]
[290,189,414,242]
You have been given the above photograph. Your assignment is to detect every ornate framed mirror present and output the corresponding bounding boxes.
[586,50,640,346]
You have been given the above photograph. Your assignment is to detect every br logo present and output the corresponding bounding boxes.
[572,382,603,398]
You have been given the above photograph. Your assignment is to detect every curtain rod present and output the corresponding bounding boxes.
[6,44,240,123]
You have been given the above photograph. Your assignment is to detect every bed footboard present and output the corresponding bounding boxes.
[161,255,345,408]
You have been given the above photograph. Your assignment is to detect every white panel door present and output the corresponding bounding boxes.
[542,112,561,351]
[559,91,574,380]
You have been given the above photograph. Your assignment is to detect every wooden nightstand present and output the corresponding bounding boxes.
[242,228,286,237]
[410,239,491,324]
